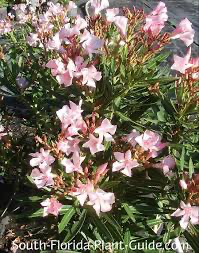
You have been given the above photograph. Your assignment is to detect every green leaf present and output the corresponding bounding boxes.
[189,157,194,179]
[161,96,176,120]
[91,214,114,241]
[180,147,185,172]
[157,110,165,122]
[63,209,87,242]
[123,203,136,222]
[184,230,199,252]
[58,207,76,233]
[124,229,131,253]
[120,64,126,78]
[115,111,143,131]
[103,214,123,240]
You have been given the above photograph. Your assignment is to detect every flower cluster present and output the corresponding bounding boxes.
[29,100,176,217]
[0,19,12,36]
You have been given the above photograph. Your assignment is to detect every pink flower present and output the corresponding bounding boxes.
[46,59,65,76]
[171,18,195,47]
[114,16,128,36]
[41,198,63,217]
[94,163,109,184]
[90,0,109,15]
[74,15,87,32]
[171,47,193,74]
[122,129,140,147]
[81,65,102,87]
[135,130,166,158]
[67,1,78,16]
[80,30,104,55]
[70,180,94,206]
[68,1,77,11]
[56,101,84,135]
[83,134,105,155]
[56,101,81,125]
[106,9,128,36]
[57,137,80,155]
[106,8,119,22]
[94,118,117,141]
[56,70,73,87]
[0,20,12,35]
[171,201,199,229]
[61,152,85,174]
[30,167,55,189]
[112,150,139,177]
[0,125,7,140]
[87,189,115,216]
[73,56,87,78]
[153,155,176,175]
[70,180,115,215]
[46,33,62,51]
[179,180,188,190]
[144,2,168,36]
[59,23,79,42]
[30,148,55,170]
[27,33,39,47]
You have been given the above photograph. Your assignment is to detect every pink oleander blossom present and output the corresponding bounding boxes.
[106,8,128,36]
[122,129,140,147]
[56,100,85,135]
[90,0,109,15]
[46,33,63,51]
[80,30,104,55]
[87,189,115,216]
[0,125,7,140]
[27,33,39,47]
[171,18,195,47]
[171,201,199,229]
[94,163,109,184]
[70,180,94,206]
[112,150,139,177]
[179,180,188,190]
[59,24,75,41]
[56,70,73,87]
[81,65,102,87]
[153,155,176,175]
[83,134,105,155]
[70,181,115,216]
[144,2,168,36]
[94,118,117,141]
[30,167,55,189]
[57,137,80,155]
[135,130,167,158]
[46,59,65,78]
[67,1,78,16]
[73,56,87,78]
[41,198,63,217]
[114,16,128,36]
[29,148,55,170]
[171,47,193,74]
[74,15,87,32]
[106,8,119,22]
[61,151,85,174]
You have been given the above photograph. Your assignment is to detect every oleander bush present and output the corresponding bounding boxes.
[0,0,199,252]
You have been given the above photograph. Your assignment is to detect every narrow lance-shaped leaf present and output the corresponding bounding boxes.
[58,207,76,233]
